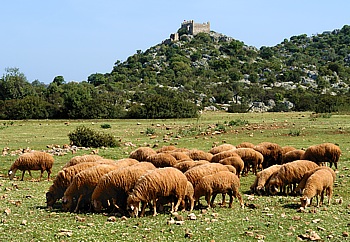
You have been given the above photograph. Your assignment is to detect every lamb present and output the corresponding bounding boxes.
[184,163,234,188]
[61,164,121,212]
[91,162,156,213]
[233,148,263,175]
[173,160,209,173]
[301,143,341,169]
[253,142,283,168]
[282,150,305,164]
[267,160,319,195]
[300,169,334,208]
[46,162,100,208]
[8,151,54,181]
[210,149,240,163]
[187,149,213,161]
[145,153,178,168]
[62,155,103,168]
[236,142,255,149]
[194,171,244,209]
[295,166,336,195]
[126,167,188,217]
[129,147,157,161]
[219,156,244,178]
[250,165,281,195]
[209,144,236,155]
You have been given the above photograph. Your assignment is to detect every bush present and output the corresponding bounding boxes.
[68,126,119,148]
[145,127,155,135]
[228,119,249,126]
[101,124,112,129]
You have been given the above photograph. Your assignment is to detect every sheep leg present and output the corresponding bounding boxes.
[173,196,182,212]
[209,193,217,208]
[206,193,212,208]
[139,202,147,217]
[21,170,26,181]
[221,193,226,207]
[327,187,333,205]
[152,199,158,216]
[320,190,325,207]
[74,194,84,213]
[228,191,233,208]
[189,197,194,212]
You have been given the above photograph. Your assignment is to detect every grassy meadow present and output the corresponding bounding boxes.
[0,111,349,241]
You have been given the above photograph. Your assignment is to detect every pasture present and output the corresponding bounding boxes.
[0,111,349,241]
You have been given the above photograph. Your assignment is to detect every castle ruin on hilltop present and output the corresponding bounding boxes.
[170,20,210,42]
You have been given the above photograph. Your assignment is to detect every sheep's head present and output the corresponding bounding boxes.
[300,196,310,208]
[126,195,140,218]
[92,200,103,213]
[61,196,73,212]
[45,192,56,207]
[256,185,265,195]
[8,170,15,180]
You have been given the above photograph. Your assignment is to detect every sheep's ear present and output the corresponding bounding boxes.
[8,170,12,175]
[306,198,311,205]
[130,205,134,211]
[274,186,279,192]
[62,198,67,204]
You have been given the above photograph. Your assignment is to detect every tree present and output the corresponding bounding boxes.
[52,76,65,86]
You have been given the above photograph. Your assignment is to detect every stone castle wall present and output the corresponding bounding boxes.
[181,20,210,35]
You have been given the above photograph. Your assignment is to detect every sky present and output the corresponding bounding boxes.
[1,0,350,84]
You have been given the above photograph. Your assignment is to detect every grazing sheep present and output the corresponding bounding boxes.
[267,160,319,195]
[184,163,233,188]
[210,149,240,163]
[296,166,336,195]
[169,151,191,161]
[62,155,103,168]
[300,169,334,208]
[187,149,213,161]
[129,147,157,161]
[156,145,177,153]
[282,150,305,164]
[282,146,297,154]
[173,160,208,173]
[62,164,121,212]
[236,142,255,149]
[219,156,244,178]
[233,148,263,175]
[92,162,156,213]
[127,167,188,217]
[250,165,281,195]
[113,158,139,167]
[46,162,100,208]
[224,165,237,174]
[194,171,244,209]
[301,143,341,169]
[253,142,283,168]
[209,144,236,155]
[145,153,178,168]
[8,151,54,181]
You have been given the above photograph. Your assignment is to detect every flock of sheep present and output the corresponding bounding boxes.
[7,141,341,217]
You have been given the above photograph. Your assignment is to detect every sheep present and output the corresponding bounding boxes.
[91,162,156,213]
[129,147,157,161]
[219,156,244,178]
[113,158,139,167]
[282,146,297,154]
[187,149,213,161]
[194,171,244,209]
[295,166,336,195]
[210,149,240,163]
[156,145,177,153]
[250,165,281,195]
[63,155,103,168]
[301,143,341,169]
[236,142,255,149]
[169,151,191,161]
[8,151,54,181]
[253,142,283,168]
[184,163,233,188]
[282,150,305,164]
[233,148,263,175]
[126,167,188,217]
[209,144,236,155]
[300,169,334,208]
[173,160,208,173]
[267,160,319,195]
[61,164,121,212]
[46,162,100,208]
[145,153,178,168]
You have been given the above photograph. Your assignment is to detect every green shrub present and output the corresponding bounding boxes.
[228,119,249,126]
[288,129,301,136]
[68,126,119,148]
[101,123,112,129]
[145,127,155,135]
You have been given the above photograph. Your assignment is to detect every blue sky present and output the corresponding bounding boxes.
[1,0,349,84]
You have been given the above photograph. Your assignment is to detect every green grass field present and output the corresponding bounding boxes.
[0,112,349,241]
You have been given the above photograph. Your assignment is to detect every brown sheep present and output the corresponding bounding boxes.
[129,147,157,161]
[301,143,341,169]
[8,151,54,181]
[209,144,236,155]
[169,151,191,161]
[184,163,233,188]
[253,142,283,168]
[62,164,121,212]
[173,160,208,173]
[145,153,178,168]
[127,167,188,217]
[267,160,319,195]
[236,142,255,149]
[282,150,305,164]
[194,171,244,209]
[282,146,297,154]
[91,162,156,213]
[156,145,177,153]
[300,169,334,208]
[219,156,244,178]
[233,148,263,175]
[250,165,281,195]
[187,149,213,161]
[295,166,336,195]
[46,162,100,208]
[210,149,240,163]
[113,158,139,167]
[62,155,103,168]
